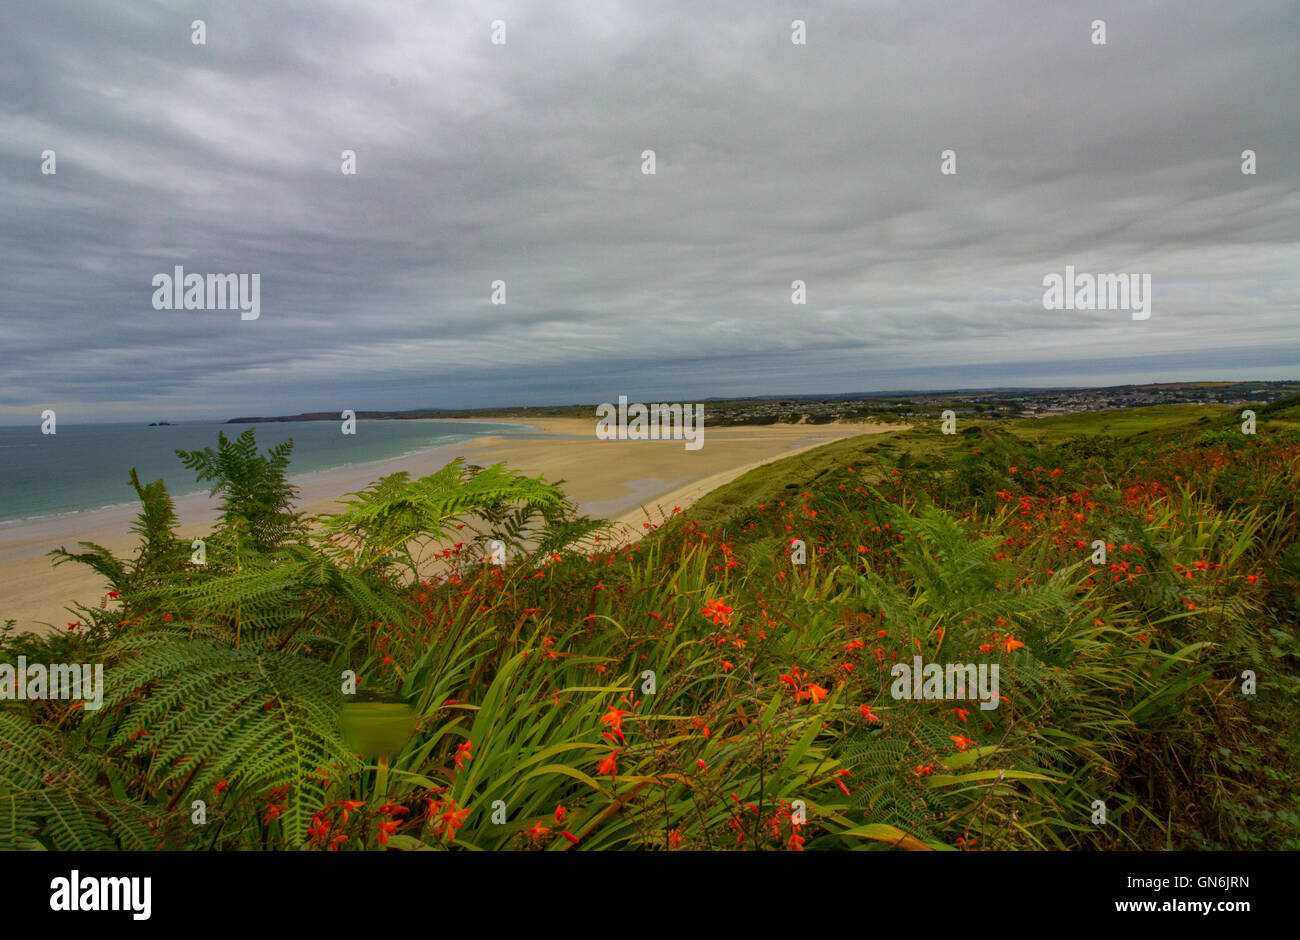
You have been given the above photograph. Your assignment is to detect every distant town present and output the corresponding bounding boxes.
[227,380,1300,427]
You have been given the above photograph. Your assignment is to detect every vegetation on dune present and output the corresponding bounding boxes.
[2,402,1298,851]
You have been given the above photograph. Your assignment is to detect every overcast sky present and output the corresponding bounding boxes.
[2,0,1297,423]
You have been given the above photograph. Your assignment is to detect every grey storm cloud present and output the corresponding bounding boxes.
[1,0,1297,422]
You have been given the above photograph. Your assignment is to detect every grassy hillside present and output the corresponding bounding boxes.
[3,400,1298,850]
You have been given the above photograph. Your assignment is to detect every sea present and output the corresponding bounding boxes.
[0,420,534,527]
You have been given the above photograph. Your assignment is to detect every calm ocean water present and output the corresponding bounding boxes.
[0,420,532,526]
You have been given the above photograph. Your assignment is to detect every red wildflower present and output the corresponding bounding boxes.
[435,801,471,841]
[524,822,550,843]
[700,598,735,626]
[454,739,473,770]
[600,707,630,744]
[336,800,365,825]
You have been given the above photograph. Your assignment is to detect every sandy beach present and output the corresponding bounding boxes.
[0,417,901,634]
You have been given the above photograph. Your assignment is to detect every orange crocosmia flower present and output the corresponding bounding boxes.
[559,830,579,845]
[859,703,881,722]
[950,735,975,751]
[437,802,471,841]
[524,823,550,842]
[554,804,567,824]
[1002,635,1025,653]
[336,800,365,825]
[308,815,330,842]
[696,759,707,771]
[721,660,734,672]
[805,684,828,705]
[454,739,474,770]
[700,599,734,626]
[596,750,619,776]
[375,820,399,845]
[950,707,970,722]
[599,707,630,744]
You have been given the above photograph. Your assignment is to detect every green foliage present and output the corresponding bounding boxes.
[101,631,360,847]
[322,458,572,572]
[0,712,158,850]
[49,468,187,597]
[7,410,1299,851]
[5,429,590,850]
[177,429,303,551]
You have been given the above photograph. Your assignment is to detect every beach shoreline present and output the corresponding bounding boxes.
[0,417,902,634]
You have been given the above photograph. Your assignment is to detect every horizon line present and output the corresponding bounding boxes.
[3,377,1296,428]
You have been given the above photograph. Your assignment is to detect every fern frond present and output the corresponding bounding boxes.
[102,634,360,846]
[0,713,158,850]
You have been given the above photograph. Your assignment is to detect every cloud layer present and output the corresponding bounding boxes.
[2,1,1297,422]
